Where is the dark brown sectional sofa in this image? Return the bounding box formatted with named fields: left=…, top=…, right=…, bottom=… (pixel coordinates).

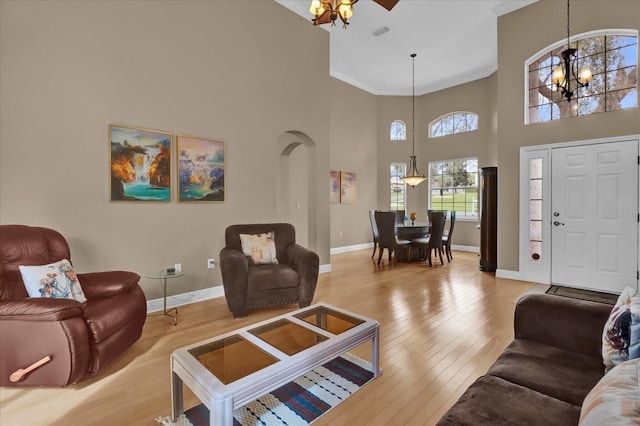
left=438, top=293, right=612, bottom=425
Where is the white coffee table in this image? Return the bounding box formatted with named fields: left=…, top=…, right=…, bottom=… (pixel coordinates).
left=171, top=303, right=380, bottom=425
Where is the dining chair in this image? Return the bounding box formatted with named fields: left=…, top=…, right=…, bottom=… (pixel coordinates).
left=428, top=209, right=448, bottom=222
left=374, top=211, right=411, bottom=265
left=442, top=210, right=456, bottom=262
left=411, top=212, right=446, bottom=266
left=369, top=209, right=379, bottom=259
left=393, top=210, right=406, bottom=225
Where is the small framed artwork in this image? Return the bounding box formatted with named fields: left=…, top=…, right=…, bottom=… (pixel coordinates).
left=330, top=171, right=340, bottom=204
left=109, top=124, right=172, bottom=202
left=340, top=171, right=357, bottom=204
left=176, top=135, right=225, bottom=202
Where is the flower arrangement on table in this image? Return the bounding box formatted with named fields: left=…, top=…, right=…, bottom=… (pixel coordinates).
left=409, top=212, right=417, bottom=225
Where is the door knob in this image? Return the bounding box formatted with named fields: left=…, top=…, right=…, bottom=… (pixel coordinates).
left=553, top=221, right=565, bottom=226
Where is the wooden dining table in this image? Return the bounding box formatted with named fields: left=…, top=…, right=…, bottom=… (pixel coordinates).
left=395, top=221, right=430, bottom=262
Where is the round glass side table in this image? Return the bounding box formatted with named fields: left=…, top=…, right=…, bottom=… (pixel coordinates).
left=145, top=270, right=185, bottom=325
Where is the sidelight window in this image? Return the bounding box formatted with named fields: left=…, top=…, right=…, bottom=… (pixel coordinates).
left=529, top=158, right=543, bottom=262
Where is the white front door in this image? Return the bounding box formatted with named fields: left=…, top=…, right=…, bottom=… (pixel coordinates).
left=551, top=140, right=639, bottom=293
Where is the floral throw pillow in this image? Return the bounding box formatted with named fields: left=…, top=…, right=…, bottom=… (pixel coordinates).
left=602, top=286, right=640, bottom=372
left=579, top=358, right=640, bottom=425
left=239, top=232, right=279, bottom=265
left=19, top=259, right=87, bottom=302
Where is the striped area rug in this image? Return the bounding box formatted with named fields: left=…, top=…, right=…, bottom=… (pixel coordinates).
left=156, top=353, right=375, bottom=426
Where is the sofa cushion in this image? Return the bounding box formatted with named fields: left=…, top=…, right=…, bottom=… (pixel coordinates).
left=248, top=264, right=299, bottom=291
left=602, top=286, right=640, bottom=372
left=580, top=358, right=640, bottom=425
left=240, top=232, right=279, bottom=265
left=487, top=339, right=604, bottom=406
left=437, top=375, right=581, bottom=426
left=19, top=259, right=87, bottom=303
left=514, top=293, right=612, bottom=358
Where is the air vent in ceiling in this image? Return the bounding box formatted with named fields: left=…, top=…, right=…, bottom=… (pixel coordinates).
left=372, top=26, right=390, bottom=37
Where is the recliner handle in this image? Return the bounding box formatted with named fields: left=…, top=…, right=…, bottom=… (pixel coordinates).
left=9, top=355, right=52, bottom=382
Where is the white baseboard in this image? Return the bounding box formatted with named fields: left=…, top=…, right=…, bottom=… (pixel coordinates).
left=330, top=243, right=374, bottom=255
left=330, top=243, right=479, bottom=255
left=147, top=265, right=333, bottom=313
left=496, top=269, right=523, bottom=281
left=146, top=245, right=485, bottom=313
left=451, top=244, right=479, bottom=253
left=147, top=285, right=224, bottom=313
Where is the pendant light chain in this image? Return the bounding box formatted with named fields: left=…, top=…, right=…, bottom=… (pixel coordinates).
left=552, top=0, right=592, bottom=102
left=412, top=53, right=416, bottom=156
left=400, top=53, right=426, bottom=188
left=566, top=0, right=571, bottom=48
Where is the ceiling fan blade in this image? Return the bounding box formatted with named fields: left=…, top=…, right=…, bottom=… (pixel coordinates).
left=373, top=0, right=399, bottom=11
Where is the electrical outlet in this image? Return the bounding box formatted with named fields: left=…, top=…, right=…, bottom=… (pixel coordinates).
left=174, top=263, right=182, bottom=272
left=207, top=258, right=215, bottom=269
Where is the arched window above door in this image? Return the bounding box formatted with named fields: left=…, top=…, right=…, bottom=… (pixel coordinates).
left=526, top=30, right=638, bottom=124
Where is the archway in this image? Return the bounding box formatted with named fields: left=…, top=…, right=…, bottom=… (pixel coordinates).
left=277, top=131, right=318, bottom=251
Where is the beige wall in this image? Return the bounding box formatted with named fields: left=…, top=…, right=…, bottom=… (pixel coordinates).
left=329, top=78, right=378, bottom=248
left=376, top=73, right=499, bottom=248
left=2, top=0, right=639, bottom=298
left=496, top=0, right=640, bottom=271
left=0, top=0, right=332, bottom=299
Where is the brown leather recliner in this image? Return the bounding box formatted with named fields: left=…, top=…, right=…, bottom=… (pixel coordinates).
left=220, top=223, right=319, bottom=318
left=0, top=225, right=147, bottom=387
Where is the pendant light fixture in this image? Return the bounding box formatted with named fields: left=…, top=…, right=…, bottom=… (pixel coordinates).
left=551, top=0, right=593, bottom=102
left=401, top=53, right=426, bottom=188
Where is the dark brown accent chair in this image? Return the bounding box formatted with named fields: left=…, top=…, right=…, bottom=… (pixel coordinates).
left=220, top=223, right=319, bottom=318
left=0, top=225, right=147, bottom=387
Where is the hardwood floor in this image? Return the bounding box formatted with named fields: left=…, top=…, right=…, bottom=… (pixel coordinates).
left=0, top=250, right=537, bottom=426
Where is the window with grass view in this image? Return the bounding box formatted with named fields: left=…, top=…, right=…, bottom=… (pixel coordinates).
left=429, top=158, right=478, bottom=217
left=527, top=31, right=637, bottom=124
left=390, top=162, right=406, bottom=210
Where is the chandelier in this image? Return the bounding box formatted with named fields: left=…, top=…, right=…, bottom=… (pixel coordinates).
left=551, top=0, right=593, bottom=102
left=401, top=53, right=426, bottom=188
left=309, top=0, right=357, bottom=28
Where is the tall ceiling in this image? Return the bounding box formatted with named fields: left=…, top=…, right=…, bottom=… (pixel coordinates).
left=275, top=0, right=538, bottom=95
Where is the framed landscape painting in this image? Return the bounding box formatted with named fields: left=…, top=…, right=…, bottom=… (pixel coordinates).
left=109, top=124, right=172, bottom=202
left=330, top=171, right=340, bottom=204
left=340, top=171, right=357, bottom=204
left=177, top=135, right=225, bottom=202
